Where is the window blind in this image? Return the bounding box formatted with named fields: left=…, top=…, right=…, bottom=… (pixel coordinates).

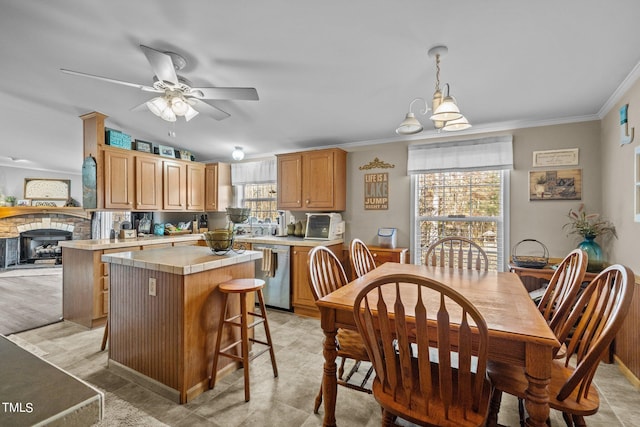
left=231, top=159, right=276, bottom=185
left=407, top=135, right=513, bottom=174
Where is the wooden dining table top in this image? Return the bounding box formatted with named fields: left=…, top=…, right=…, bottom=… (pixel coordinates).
left=317, top=262, right=559, bottom=348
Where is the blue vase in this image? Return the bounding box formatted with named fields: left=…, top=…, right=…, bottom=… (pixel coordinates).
left=578, top=235, right=604, bottom=272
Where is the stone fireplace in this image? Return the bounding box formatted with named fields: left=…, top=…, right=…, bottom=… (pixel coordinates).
left=0, top=209, right=91, bottom=267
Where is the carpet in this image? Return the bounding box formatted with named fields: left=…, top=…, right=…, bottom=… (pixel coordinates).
left=92, top=392, right=170, bottom=427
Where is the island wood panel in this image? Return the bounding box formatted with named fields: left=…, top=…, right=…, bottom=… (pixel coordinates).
left=615, top=280, right=640, bottom=384
left=107, top=261, right=255, bottom=403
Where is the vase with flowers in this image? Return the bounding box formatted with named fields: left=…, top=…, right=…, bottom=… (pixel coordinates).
left=563, top=204, right=617, bottom=272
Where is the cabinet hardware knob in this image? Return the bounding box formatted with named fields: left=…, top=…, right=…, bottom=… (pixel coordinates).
left=305, top=199, right=310, bottom=204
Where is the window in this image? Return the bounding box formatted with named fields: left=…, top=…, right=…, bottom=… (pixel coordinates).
left=412, top=170, right=506, bottom=271
left=238, top=183, right=278, bottom=223
left=408, top=136, right=512, bottom=271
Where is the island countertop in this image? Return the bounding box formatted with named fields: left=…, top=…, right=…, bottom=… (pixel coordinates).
left=101, top=245, right=262, bottom=275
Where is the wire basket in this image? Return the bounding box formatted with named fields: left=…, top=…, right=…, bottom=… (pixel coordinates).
left=203, top=230, right=234, bottom=252
left=511, top=239, right=549, bottom=268
left=226, top=207, right=251, bottom=224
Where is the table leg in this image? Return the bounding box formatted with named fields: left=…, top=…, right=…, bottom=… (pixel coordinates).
left=320, top=311, right=338, bottom=427
left=524, top=343, right=553, bottom=427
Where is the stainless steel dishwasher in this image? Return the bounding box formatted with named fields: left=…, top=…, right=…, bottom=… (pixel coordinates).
left=253, top=244, right=291, bottom=310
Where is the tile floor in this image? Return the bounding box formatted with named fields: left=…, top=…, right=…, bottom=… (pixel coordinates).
left=11, top=309, right=640, bottom=427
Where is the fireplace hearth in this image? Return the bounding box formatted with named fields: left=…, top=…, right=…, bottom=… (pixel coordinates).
left=20, top=229, right=73, bottom=264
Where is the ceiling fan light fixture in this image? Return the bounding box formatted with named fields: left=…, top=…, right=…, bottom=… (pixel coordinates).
left=184, top=104, right=199, bottom=122
left=159, top=104, right=177, bottom=122
left=146, top=97, right=167, bottom=117
left=232, top=146, right=245, bottom=161
left=171, top=96, right=190, bottom=116
left=442, top=115, right=472, bottom=132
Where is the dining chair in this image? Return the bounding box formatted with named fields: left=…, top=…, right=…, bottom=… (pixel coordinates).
left=307, top=246, right=373, bottom=414
left=538, top=249, right=588, bottom=345
left=487, top=264, right=634, bottom=427
left=424, top=236, right=489, bottom=271
left=350, top=238, right=377, bottom=278
left=353, top=272, right=492, bottom=427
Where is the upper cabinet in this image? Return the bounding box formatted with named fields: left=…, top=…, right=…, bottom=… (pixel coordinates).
left=163, top=160, right=187, bottom=210
left=186, top=163, right=205, bottom=211
left=81, top=112, right=208, bottom=212
left=277, top=148, right=346, bottom=211
left=103, top=147, right=134, bottom=209
left=205, top=163, right=232, bottom=212
left=135, top=155, right=162, bottom=211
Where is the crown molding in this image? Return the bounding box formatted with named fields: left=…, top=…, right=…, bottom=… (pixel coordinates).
left=598, top=60, right=640, bottom=118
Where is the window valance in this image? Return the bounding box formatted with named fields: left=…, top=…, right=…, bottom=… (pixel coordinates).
left=407, top=135, right=513, bottom=174
left=231, top=159, right=276, bottom=184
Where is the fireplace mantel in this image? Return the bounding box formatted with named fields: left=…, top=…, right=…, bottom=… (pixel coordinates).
left=0, top=207, right=91, bottom=220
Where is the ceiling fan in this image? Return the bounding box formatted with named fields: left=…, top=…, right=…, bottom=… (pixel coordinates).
left=61, top=44, right=258, bottom=122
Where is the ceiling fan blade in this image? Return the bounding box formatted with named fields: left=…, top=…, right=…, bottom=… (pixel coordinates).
left=190, top=87, right=259, bottom=101
left=191, top=99, right=231, bottom=121
left=60, top=69, right=159, bottom=92
left=140, top=45, right=178, bottom=86
left=129, top=101, right=149, bottom=112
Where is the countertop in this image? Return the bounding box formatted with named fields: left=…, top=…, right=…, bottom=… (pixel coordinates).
left=234, top=235, right=344, bottom=247
left=58, top=233, right=343, bottom=250
left=101, top=245, right=262, bottom=275
left=59, top=233, right=202, bottom=250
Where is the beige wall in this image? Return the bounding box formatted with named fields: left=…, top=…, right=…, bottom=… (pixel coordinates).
left=344, top=120, right=603, bottom=267
left=601, top=78, right=640, bottom=272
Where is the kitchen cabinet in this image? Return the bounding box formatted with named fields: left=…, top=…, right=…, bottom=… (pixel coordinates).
left=104, top=147, right=134, bottom=209
left=205, top=162, right=232, bottom=212
left=277, top=148, right=347, bottom=211
left=186, top=163, right=205, bottom=211
left=369, top=246, right=408, bottom=267
left=291, top=243, right=343, bottom=317
left=163, top=160, right=187, bottom=210
left=135, top=155, right=163, bottom=210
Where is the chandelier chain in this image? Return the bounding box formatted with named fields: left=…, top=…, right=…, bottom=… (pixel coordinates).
left=434, top=54, right=441, bottom=92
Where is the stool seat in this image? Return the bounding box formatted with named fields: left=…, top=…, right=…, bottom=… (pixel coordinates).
left=209, top=277, right=277, bottom=402
left=219, top=278, right=265, bottom=293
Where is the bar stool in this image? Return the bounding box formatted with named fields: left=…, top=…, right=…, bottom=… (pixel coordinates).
left=208, top=278, right=278, bottom=402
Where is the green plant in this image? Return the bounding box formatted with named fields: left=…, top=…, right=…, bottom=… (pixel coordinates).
left=563, top=204, right=617, bottom=239
left=4, top=196, right=16, bottom=203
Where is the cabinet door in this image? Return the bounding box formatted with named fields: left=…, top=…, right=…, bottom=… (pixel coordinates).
left=163, top=160, right=187, bottom=210
left=292, top=246, right=315, bottom=311
left=135, top=156, right=162, bottom=210
left=104, top=149, right=134, bottom=209
left=277, top=153, right=303, bottom=209
left=303, top=149, right=346, bottom=210
left=187, top=163, right=205, bottom=211
left=205, top=163, right=219, bottom=211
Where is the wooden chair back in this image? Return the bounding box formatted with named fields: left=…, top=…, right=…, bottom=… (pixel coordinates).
left=555, top=264, right=634, bottom=402
left=424, top=236, right=489, bottom=271
left=537, top=249, right=587, bottom=335
left=307, top=246, right=349, bottom=301
left=350, top=238, right=377, bottom=278
left=353, top=273, right=491, bottom=426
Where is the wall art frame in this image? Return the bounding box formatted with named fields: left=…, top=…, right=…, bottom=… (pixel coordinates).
left=24, top=178, right=71, bottom=200
left=529, top=169, right=582, bottom=201
left=158, top=145, right=176, bottom=158
left=532, top=148, right=579, bottom=167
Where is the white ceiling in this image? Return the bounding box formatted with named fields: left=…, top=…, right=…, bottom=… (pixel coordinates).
left=1, top=0, right=640, bottom=174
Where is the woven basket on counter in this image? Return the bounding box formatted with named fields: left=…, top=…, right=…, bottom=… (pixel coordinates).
left=511, top=239, right=549, bottom=268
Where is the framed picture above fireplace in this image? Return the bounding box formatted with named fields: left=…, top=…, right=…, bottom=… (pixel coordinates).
left=24, top=178, right=70, bottom=200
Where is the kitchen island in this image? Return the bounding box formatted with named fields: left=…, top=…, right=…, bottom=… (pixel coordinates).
left=60, top=234, right=204, bottom=328
left=101, top=245, right=262, bottom=403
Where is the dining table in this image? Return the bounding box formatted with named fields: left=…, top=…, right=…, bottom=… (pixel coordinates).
left=315, top=262, right=560, bottom=427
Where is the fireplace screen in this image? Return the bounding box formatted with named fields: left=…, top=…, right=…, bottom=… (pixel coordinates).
left=20, top=229, right=72, bottom=264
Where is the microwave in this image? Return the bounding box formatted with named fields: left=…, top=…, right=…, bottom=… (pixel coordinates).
left=304, top=213, right=344, bottom=240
